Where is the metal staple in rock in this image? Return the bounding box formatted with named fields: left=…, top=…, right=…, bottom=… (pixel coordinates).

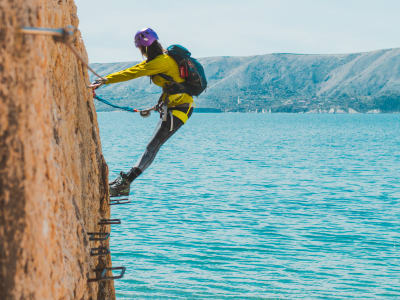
left=20, top=26, right=151, bottom=113
left=20, top=26, right=105, bottom=81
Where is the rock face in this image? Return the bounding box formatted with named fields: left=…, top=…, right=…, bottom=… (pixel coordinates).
left=0, top=1, right=115, bottom=299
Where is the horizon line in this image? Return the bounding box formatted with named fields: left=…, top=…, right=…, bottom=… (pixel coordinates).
left=88, top=47, right=399, bottom=65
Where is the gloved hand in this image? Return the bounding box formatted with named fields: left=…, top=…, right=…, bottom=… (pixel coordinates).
left=89, top=78, right=107, bottom=89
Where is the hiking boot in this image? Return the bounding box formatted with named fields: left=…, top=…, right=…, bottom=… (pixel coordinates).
left=109, top=171, right=131, bottom=197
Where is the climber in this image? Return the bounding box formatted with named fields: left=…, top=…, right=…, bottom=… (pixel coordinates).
left=90, top=28, right=194, bottom=197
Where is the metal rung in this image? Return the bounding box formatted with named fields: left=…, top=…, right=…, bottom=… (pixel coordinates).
left=19, top=25, right=105, bottom=82
left=90, top=247, right=110, bottom=256
left=110, top=197, right=129, bottom=200
left=98, top=218, right=121, bottom=225
left=20, top=26, right=75, bottom=42
left=87, top=232, right=110, bottom=241
left=21, top=26, right=66, bottom=36
left=88, top=266, right=126, bottom=282
left=109, top=198, right=131, bottom=205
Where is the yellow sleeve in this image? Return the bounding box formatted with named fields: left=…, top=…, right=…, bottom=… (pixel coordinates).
left=105, top=55, right=170, bottom=84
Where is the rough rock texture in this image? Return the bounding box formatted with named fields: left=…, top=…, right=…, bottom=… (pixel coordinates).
left=0, top=0, right=115, bottom=299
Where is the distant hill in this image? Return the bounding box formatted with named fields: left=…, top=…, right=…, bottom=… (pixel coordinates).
left=91, top=48, right=400, bottom=113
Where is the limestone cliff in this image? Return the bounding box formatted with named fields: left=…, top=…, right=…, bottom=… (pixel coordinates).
left=0, top=0, right=115, bottom=299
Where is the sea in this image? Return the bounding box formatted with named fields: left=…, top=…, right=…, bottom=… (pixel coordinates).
left=97, top=112, right=400, bottom=299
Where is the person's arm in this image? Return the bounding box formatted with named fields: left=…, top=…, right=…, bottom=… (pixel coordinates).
left=105, top=57, right=169, bottom=84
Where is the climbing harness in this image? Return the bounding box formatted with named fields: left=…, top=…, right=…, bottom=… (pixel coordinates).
left=20, top=26, right=192, bottom=123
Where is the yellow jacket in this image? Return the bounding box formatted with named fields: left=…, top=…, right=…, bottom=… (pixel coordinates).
left=105, top=54, right=193, bottom=122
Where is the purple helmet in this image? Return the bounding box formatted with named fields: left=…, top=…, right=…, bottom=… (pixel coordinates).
left=134, top=28, right=159, bottom=48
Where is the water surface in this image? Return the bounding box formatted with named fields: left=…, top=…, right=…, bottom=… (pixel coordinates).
left=98, top=113, right=400, bottom=299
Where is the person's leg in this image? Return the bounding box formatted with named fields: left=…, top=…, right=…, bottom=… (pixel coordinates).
left=135, top=106, right=194, bottom=175
left=109, top=110, right=190, bottom=196
left=125, top=113, right=184, bottom=181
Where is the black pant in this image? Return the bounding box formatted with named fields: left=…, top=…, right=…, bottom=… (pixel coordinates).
left=133, top=107, right=193, bottom=176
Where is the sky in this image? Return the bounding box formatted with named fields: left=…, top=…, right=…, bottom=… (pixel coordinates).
left=74, top=0, right=400, bottom=63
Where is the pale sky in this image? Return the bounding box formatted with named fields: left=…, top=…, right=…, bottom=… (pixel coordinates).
left=75, top=0, right=400, bottom=63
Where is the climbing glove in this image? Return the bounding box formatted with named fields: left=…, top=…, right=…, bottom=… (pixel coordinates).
left=90, top=78, right=107, bottom=89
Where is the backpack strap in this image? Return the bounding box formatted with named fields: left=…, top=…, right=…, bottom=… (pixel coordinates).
left=156, top=73, right=188, bottom=95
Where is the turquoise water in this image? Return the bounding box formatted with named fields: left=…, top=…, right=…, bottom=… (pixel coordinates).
left=98, top=113, right=400, bottom=299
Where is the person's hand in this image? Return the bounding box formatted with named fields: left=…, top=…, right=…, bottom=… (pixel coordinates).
left=89, top=78, right=107, bottom=89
